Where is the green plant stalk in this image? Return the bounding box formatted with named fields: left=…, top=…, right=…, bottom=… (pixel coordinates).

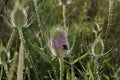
left=62, top=4, right=67, bottom=29
left=26, top=67, right=31, bottom=80
left=8, top=52, right=18, bottom=80
left=0, top=66, right=3, bottom=80
left=71, top=62, right=75, bottom=80
left=18, top=28, right=24, bottom=43
left=17, top=41, right=24, bottom=80
left=33, top=0, right=44, bottom=48
left=94, top=57, right=100, bottom=80
left=71, top=52, right=89, bottom=65
left=17, top=28, right=25, bottom=80
left=48, top=70, right=53, bottom=80
left=5, top=28, right=17, bottom=79
left=105, top=0, right=113, bottom=40
left=59, top=57, right=64, bottom=80
left=88, top=62, right=94, bottom=80
left=6, top=28, right=17, bottom=60
left=33, top=0, right=43, bottom=34
left=29, top=55, right=39, bottom=80
left=3, top=64, right=9, bottom=79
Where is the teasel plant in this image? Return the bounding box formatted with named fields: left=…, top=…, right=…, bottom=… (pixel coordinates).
left=87, top=22, right=104, bottom=80
left=4, top=0, right=32, bottom=80
left=49, top=27, right=69, bottom=80
left=48, top=1, right=72, bottom=80
left=48, top=1, right=77, bottom=80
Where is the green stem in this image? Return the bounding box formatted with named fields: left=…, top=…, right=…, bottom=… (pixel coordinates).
left=105, top=0, right=113, bottom=40
left=3, top=64, right=9, bottom=79
left=18, top=28, right=24, bottom=43
left=70, top=58, right=75, bottom=80
left=6, top=28, right=17, bottom=60
left=94, top=57, right=100, bottom=80
left=5, top=28, right=16, bottom=79
left=17, top=28, right=24, bottom=80
left=62, top=4, right=67, bottom=29
left=33, top=0, right=44, bottom=48
left=33, top=0, right=43, bottom=35
left=17, top=41, right=24, bottom=80
left=33, top=0, right=42, bottom=28
left=8, top=52, right=18, bottom=80
left=59, top=57, right=64, bottom=80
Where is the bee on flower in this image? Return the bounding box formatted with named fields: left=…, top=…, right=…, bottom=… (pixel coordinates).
left=49, top=27, right=69, bottom=57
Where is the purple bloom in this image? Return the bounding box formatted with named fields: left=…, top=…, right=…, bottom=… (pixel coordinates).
left=50, top=31, right=69, bottom=51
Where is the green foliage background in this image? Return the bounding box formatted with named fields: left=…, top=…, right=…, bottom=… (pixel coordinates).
left=0, top=0, right=120, bottom=80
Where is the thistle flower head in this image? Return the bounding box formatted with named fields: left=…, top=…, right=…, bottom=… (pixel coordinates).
left=91, top=35, right=104, bottom=57
left=50, top=27, right=69, bottom=57
left=11, top=8, right=27, bottom=27
left=7, top=1, right=28, bottom=28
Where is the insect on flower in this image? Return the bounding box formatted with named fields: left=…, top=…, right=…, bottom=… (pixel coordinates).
left=50, top=28, right=69, bottom=57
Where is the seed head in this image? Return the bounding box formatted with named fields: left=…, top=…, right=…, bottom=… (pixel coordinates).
left=10, top=1, right=28, bottom=28
left=11, top=8, right=27, bottom=27
left=91, top=36, right=104, bottom=57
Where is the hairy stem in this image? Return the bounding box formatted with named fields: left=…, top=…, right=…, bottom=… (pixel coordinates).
left=33, top=0, right=43, bottom=34
left=6, top=28, right=17, bottom=60
left=17, top=28, right=25, bottom=80
left=62, top=4, right=67, bottom=29
left=59, top=57, right=64, bottom=80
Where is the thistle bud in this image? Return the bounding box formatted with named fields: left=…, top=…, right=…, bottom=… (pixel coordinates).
left=50, top=28, right=69, bottom=57
left=10, top=2, right=28, bottom=28
left=91, top=36, right=104, bottom=57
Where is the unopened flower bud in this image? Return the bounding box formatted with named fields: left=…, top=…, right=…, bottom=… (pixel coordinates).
left=11, top=3, right=27, bottom=28
left=91, top=36, right=104, bottom=57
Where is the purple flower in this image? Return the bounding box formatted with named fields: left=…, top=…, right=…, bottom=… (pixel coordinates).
left=50, top=31, right=69, bottom=56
